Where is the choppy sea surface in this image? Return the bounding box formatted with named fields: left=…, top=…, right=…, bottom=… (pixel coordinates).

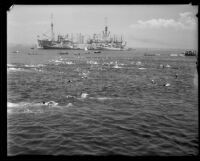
left=7, top=47, right=198, bottom=155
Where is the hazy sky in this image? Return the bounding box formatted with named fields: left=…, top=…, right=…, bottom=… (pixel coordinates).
left=7, top=5, right=198, bottom=49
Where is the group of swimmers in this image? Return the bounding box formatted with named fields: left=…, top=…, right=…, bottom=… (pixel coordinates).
left=150, top=64, right=179, bottom=87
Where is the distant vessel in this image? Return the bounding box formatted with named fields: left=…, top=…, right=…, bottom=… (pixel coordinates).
left=86, top=18, right=127, bottom=51
left=37, top=14, right=79, bottom=50
left=28, top=46, right=37, bottom=55
left=94, top=51, right=101, bottom=53
left=184, top=50, right=197, bottom=56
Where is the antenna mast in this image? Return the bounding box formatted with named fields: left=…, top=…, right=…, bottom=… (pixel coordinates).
left=51, top=13, right=55, bottom=41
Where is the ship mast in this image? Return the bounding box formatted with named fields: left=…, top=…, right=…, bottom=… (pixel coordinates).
left=103, top=17, right=110, bottom=41
left=51, top=13, right=55, bottom=41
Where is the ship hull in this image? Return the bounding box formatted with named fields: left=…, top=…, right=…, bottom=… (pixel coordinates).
left=37, top=39, right=81, bottom=50
left=40, top=46, right=81, bottom=50
left=99, top=47, right=127, bottom=51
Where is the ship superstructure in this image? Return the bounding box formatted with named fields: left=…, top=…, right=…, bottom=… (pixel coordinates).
left=86, top=18, right=127, bottom=50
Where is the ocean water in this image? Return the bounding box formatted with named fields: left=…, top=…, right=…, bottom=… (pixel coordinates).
left=7, top=47, right=198, bottom=155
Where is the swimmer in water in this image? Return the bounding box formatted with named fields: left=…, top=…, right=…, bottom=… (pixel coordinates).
left=80, top=92, right=88, bottom=99
left=175, top=74, right=178, bottom=79
left=151, top=79, right=156, bottom=84
left=47, top=101, right=58, bottom=107
left=163, top=83, right=170, bottom=87
left=160, top=64, right=164, bottom=68
left=66, top=95, right=75, bottom=102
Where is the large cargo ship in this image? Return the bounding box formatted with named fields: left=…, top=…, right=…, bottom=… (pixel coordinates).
left=37, top=15, right=80, bottom=50
left=37, top=37, right=78, bottom=49
left=86, top=18, right=127, bottom=50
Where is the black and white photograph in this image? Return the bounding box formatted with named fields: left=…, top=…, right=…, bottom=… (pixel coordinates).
left=7, top=5, right=198, bottom=156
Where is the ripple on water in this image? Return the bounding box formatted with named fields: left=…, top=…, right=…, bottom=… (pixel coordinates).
left=7, top=53, right=198, bottom=155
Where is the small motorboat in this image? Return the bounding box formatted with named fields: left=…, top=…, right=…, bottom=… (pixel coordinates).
left=94, top=51, right=101, bottom=53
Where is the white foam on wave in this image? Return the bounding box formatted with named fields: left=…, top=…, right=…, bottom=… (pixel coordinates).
left=136, top=61, right=142, bottom=66
left=24, top=65, right=34, bottom=67
left=65, top=61, right=74, bottom=65
left=24, top=64, right=36, bottom=68
left=24, top=64, right=45, bottom=68
left=49, top=59, right=64, bottom=64
left=138, top=67, right=146, bottom=70
left=37, top=64, right=45, bottom=67
left=113, top=62, right=122, bottom=69
left=113, top=64, right=122, bottom=68
left=79, top=71, right=90, bottom=78
left=7, top=102, right=37, bottom=108
left=7, top=101, right=59, bottom=108
left=45, top=101, right=58, bottom=106
left=102, top=62, right=110, bottom=66
left=55, top=60, right=63, bottom=63
left=89, top=96, right=121, bottom=101
left=7, top=101, right=74, bottom=114
left=87, top=60, right=98, bottom=65
left=51, top=58, right=75, bottom=65
left=7, top=102, right=19, bottom=108
left=34, top=68, right=43, bottom=72
left=7, top=64, right=16, bottom=67
left=66, top=103, right=73, bottom=107
left=95, top=97, right=113, bottom=100
left=7, top=67, right=24, bottom=72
